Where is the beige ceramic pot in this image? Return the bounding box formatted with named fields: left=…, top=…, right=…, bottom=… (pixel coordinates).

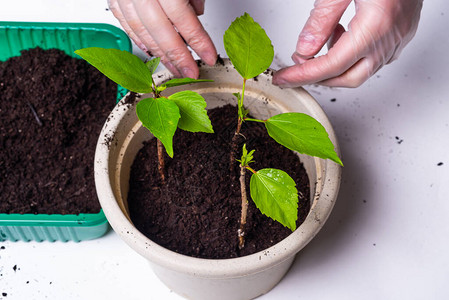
left=95, top=59, right=342, bottom=300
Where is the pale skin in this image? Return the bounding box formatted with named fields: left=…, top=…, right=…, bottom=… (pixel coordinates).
left=109, top=0, right=423, bottom=88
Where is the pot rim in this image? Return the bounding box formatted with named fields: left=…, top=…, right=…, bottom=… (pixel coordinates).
left=95, top=58, right=342, bottom=279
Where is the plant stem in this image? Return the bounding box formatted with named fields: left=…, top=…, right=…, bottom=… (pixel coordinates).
left=238, top=164, right=248, bottom=249
left=245, top=166, right=257, bottom=174
left=157, top=138, right=166, bottom=184
left=230, top=78, right=247, bottom=170
left=230, top=118, right=242, bottom=170
left=240, top=78, right=246, bottom=110
left=152, top=82, right=166, bottom=183
left=244, top=117, right=265, bottom=123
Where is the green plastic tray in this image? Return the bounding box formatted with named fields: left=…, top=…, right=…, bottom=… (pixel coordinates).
left=0, top=212, right=109, bottom=242
left=0, top=21, right=131, bottom=102
left=0, top=22, right=132, bottom=242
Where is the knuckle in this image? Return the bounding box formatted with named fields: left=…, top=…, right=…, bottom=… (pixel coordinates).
left=165, top=47, right=189, bottom=62
left=184, top=29, right=209, bottom=51
left=345, top=73, right=367, bottom=88
left=164, top=47, right=193, bottom=71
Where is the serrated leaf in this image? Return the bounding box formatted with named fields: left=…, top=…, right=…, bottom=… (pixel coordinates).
left=75, top=47, right=152, bottom=93
left=250, top=168, right=298, bottom=231
left=238, top=144, right=255, bottom=166
left=159, top=78, right=214, bottom=90
left=168, top=91, right=213, bottom=133
left=136, top=97, right=180, bottom=157
left=146, top=57, right=161, bottom=75
left=223, top=12, right=274, bottom=79
left=265, top=113, right=343, bottom=166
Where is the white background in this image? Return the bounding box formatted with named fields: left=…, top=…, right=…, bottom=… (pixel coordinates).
left=1, top=1, right=449, bottom=299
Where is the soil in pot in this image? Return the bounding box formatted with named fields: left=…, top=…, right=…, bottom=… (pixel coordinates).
left=0, top=47, right=117, bottom=214
left=128, top=104, right=311, bottom=259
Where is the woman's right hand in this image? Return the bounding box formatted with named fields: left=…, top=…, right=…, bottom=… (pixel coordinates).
left=108, top=0, right=217, bottom=79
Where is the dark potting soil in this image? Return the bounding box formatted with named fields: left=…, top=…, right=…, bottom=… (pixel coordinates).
left=128, top=105, right=311, bottom=259
left=0, top=47, right=117, bottom=214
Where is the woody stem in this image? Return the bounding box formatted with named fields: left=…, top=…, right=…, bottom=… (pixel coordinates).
left=238, top=164, right=248, bottom=249
left=157, top=139, right=166, bottom=184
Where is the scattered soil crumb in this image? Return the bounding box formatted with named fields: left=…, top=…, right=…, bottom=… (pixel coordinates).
left=395, top=136, right=404, bottom=144
left=123, top=91, right=137, bottom=105
left=216, top=54, right=225, bottom=66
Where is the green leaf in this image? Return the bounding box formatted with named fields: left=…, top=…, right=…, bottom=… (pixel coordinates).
left=168, top=91, right=213, bottom=133
left=250, top=168, right=298, bottom=231
left=223, top=12, right=274, bottom=79
left=158, top=78, right=214, bottom=92
left=75, top=47, right=153, bottom=93
left=136, top=97, right=180, bottom=157
left=145, top=57, right=161, bottom=75
left=265, top=113, right=343, bottom=166
left=237, top=144, right=255, bottom=166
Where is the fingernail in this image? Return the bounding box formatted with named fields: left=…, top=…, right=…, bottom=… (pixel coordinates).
left=272, top=77, right=287, bottom=87
left=273, top=76, right=297, bottom=88
left=181, top=67, right=197, bottom=79
left=201, top=51, right=217, bottom=66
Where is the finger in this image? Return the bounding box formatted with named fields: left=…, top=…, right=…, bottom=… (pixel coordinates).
left=133, top=0, right=201, bottom=79
left=296, top=0, right=351, bottom=58
left=117, top=0, right=182, bottom=77
left=318, top=57, right=379, bottom=87
left=189, top=0, right=205, bottom=15
left=108, top=0, right=147, bottom=52
left=159, top=0, right=217, bottom=66
left=273, top=32, right=362, bottom=87
left=291, top=23, right=345, bottom=65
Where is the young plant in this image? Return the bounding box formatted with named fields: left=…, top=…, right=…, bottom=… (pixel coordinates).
left=224, top=13, right=343, bottom=247
left=237, top=144, right=298, bottom=249
left=223, top=12, right=274, bottom=168
left=75, top=48, right=214, bottom=182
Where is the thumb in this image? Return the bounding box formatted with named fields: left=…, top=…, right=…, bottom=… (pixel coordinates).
left=295, top=0, right=351, bottom=58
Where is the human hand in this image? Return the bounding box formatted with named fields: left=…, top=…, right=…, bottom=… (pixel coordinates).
left=108, top=0, right=217, bottom=79
left=272, top=0, right=423, bottom=88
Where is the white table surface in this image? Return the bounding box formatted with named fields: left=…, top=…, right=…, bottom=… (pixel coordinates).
left=1, top=1, right=449, bottom=299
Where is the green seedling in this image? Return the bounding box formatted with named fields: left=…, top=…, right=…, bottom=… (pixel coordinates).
left=75, top=48, right=214, bottom=182
left=237, top=144, right=298, bottom=249
left=224, top=13, right=343, bottom=248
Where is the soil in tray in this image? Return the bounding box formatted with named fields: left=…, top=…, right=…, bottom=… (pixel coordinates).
left=128, top=104, right=311, bottom=259
left=0, top=47, right=117, bottom=214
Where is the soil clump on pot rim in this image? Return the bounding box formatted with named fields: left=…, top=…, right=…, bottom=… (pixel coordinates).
left=128, top=104, right=311, bottom=259
left=0, top=47, right=117, bottom=214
